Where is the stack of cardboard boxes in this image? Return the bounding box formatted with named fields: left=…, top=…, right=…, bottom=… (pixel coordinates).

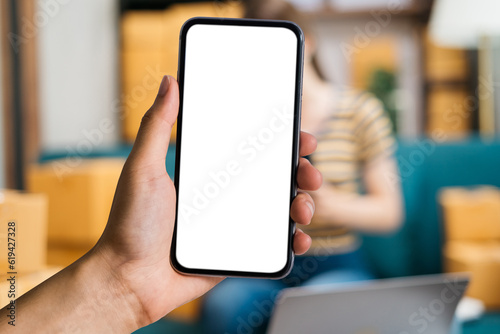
left=440, top=186, right=500, bottom=309
left=1, top=158, right=124, bottom=306
left=121, top=1, right=243, bottom=144
left=425, top=30, right=471, bottom=138
left=0, top=190, right=61, bottom=306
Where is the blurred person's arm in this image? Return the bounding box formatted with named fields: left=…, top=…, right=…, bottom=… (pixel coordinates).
left=312, top=155, right=403, bottom=233
left=0, top=76, right=322, bottom=333
left=312, top=93, right=403, bottom=233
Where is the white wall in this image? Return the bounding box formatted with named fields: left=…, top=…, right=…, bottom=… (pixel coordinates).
left=37, top=0, right=120, bottom=153
left=0, top=0, right=5, bottom=188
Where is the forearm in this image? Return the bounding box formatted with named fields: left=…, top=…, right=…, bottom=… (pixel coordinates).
left=317, top=193, right=402, bottom=233
left=0, top=248, right=144, bottom=333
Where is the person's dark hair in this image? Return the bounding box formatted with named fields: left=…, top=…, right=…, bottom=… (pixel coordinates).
left=243, top=0, right=328, bottom=81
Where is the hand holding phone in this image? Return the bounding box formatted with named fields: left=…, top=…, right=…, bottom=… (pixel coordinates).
left=171, top=17, right=305, bottom=278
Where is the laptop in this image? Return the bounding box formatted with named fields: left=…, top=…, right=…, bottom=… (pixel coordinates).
left=267, top=273, right=469, bottom=334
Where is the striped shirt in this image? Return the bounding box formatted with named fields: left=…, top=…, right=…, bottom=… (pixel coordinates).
left=303, top=88, right=396, bottom=255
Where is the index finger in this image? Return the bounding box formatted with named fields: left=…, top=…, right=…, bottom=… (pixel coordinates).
left=299, top=131, right=317, bottom=157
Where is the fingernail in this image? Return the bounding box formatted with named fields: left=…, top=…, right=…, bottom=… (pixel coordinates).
left=158, top=75, right=170, bottom=97
left=306, top=201, right=315, bottom=217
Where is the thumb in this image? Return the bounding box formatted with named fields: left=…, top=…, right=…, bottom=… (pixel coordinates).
left=129, top=75, right=179, bottom=167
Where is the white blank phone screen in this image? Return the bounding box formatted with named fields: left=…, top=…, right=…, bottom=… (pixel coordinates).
left=176, top=23, right=299, bottom=273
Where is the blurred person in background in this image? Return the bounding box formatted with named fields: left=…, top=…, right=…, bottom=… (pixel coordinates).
left=201, top=1, right=404, bottom=333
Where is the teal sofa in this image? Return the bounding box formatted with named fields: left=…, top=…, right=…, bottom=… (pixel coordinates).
left=361, top=137, right=500, bottom=278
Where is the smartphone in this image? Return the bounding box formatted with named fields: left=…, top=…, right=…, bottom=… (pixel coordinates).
left=171, top=17, right=304, bottom=278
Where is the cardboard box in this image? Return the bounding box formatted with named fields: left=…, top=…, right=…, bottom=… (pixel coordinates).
left=0, top=190, right=48, bottom=273
left=121, top=51, right=168, bottom=141
left=440, top=187, right=500, bottom=241
left=426, top=87, right=471, bottom=137
left=444, top=241, right=500, bottom=309
left=425, top=30, right=468, bottom=82
left=26, top=159, right=124, bottom=247
left=121, top=11, right=165, bottom=52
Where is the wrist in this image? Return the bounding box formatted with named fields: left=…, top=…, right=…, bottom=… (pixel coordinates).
left=77, top=246, right=147, bottom=332
left=2, top=245, right=148, bottom=333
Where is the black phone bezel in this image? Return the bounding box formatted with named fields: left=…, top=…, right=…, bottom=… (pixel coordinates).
left=171, top=17, right=304, bottom=279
